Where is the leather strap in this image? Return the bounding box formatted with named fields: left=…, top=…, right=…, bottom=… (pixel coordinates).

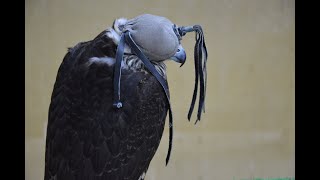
left=113, top=33, right=125, bottom=109
left=185, top=25, right=208, bottom=124
left=113, top=31, right=174, bottom=165
left=124, top=31, right=173, bottom=165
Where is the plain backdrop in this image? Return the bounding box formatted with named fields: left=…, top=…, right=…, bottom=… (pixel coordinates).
left=26, top=0, right=295, bottom=179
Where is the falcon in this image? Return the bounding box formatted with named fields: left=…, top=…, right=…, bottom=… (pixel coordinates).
left=44, top=14, right=208, bottom=180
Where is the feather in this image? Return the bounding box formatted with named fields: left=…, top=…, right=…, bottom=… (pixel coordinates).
left=45, top=29, right=168, bottom=180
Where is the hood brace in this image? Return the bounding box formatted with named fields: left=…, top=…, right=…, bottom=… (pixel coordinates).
left=112, top=25, right=207, bottom=165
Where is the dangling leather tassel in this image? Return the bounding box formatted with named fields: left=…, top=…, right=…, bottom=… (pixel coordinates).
left=178, top=25, right=208, bottom=124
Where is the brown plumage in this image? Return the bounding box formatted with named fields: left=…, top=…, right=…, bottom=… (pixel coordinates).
left=45, top=28, right=169, bottom=180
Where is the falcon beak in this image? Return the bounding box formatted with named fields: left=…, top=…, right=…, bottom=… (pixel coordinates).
left=169, top=45, right=186, bottom=67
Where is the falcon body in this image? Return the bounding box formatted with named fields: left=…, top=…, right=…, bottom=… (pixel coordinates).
left=45, top=19, right=169, bottom=180
left=44, top=14, right=208, bottom=180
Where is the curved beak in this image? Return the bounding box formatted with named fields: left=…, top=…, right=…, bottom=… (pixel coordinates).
left=169, top=45, right=186, bottom=67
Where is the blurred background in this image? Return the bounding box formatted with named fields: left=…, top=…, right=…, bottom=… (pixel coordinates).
left=25, top=0, right=295, bottom=179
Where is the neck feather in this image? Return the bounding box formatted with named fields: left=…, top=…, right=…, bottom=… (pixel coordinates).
left=122, top=55, right=167, bottom=79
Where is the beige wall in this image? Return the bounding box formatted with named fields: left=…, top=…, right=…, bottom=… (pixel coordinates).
left=25, top=0, right=295, bottom=179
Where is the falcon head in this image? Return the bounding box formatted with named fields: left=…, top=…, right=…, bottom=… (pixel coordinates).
left=107, top=14, right=186, bottom=65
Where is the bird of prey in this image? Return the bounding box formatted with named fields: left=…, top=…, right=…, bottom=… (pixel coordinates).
left=44, top=14, right=207, bottom=180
